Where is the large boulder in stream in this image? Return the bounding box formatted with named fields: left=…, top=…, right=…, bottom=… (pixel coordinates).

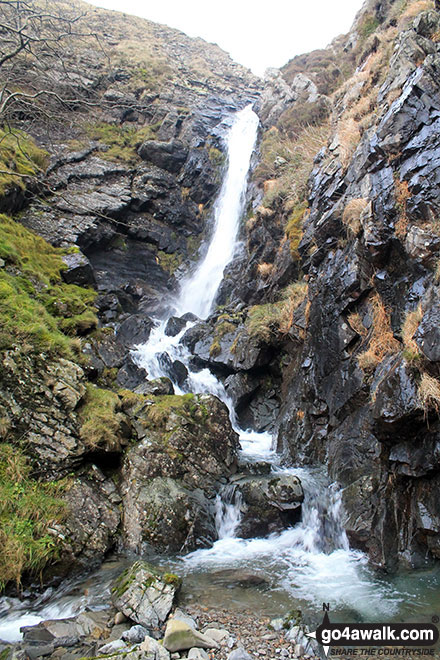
left=111, top=561, right=180, bottom=629
left=120, top=393, right=240, bottom=553
left=233, top=474, right=304, bottom=538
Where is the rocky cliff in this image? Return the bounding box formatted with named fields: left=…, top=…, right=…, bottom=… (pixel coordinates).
left=1, top=0, right=440, bottom=594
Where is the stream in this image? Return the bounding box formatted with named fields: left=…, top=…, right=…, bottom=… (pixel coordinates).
left=2, top=104, right=440, bottom=644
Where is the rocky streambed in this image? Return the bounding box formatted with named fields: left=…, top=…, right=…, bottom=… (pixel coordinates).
left=0, top=561, right=319, bottom=660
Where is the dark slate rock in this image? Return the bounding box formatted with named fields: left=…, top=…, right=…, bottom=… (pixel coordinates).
left=157, top=353, right=188, bottom=386
left=138, top=139, right=188, bottom=174
left=117, top=355, right=149, bottom=390
left=61, top=252, right=95, bottom=286
left=371, top=355, right=423, bottom=432
left=96, top=336, right=127, bottom=369
left=116, top=315, right=154, bottom=349
left=165, top=316, right=189, bottom=337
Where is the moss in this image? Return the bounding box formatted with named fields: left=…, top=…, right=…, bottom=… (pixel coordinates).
left=0, top=128, right=48, bottom=195
left=358, top=14, right=380, bottom=39
left=0, top=444, right=66, bottom=591
left=79, top=385, right=126, bottom=451
left=0, top=215, right=97, bottom=357
left=85, top=121, right=161, bottom=164
left=163, top=572, right=182, bottom=587
left=285, top=203, right=308, bottom=259
left=157, top=250, right=183, bottom=275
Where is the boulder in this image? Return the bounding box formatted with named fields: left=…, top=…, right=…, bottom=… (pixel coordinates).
left=138, top=139, right=188, bottom=174
left=139, top=635, right=171, bottom=660
left=235, top=474, right=304, bottom=538
left=116, top=355, right=149, bottom=390
left=134, top=377, right=175, bottom=396
left=163, top=620, right=219, bottom=653
left=111, top=561, right=180, bottom=629
left=165, top=316, right=189, bottom=337
left=56, top=464, right=121, bottom=568
left=116, top=315, right=154, bottom=349
left=120, top=394, right=239, bottom=552
left=121, top=477, right=216, bottom=553
left=61, top=252, right=96, bottom=286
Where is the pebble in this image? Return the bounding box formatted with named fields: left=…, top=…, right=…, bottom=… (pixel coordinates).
left=114, top=611, right=127, bottom=625
left=121, top=624, right=148, bottom=644
left=188, top=649, right=209, bottom=660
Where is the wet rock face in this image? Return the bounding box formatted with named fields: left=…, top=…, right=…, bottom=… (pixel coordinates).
left=55, top=465, right=121, bottom=569
left=273, top=10, right=440, bottom=569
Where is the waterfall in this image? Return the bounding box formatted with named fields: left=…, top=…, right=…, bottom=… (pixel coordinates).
left=176, top=104, right=259, bottom=320
left=134, top=103, right=406, bottom=621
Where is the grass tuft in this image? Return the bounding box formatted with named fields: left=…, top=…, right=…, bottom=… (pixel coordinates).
left=0, top=445, right=66, bottom=591
left=419, top=373, right=440, bottom=415
left=357, top=295, right=400, bottom=371
left=79, top=385, right=127, bottom=451
left=247, top=282, right=308, bottom=341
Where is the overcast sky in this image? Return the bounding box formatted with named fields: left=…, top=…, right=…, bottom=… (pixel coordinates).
left=88, top=0, right=365, bottom=76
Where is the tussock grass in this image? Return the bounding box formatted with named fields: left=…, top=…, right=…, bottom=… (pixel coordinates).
left=255, top=123, right=330, bottom=208
left=348, top=311, right=368, bottom=337
left=342, top=198, right=369, bottom=236
left=247, top=282, right=308, bottom=342
left=419, top=372, right=440, bottom=414
left=337, top=118, right=362, bottom=170
left=257, top=262, right=274, bottom=279
left=398, top=0, right=434, bottom=27
left=402, top=304, right=423, bottom=361
left=394, top=178, right=411, bottom=240
left=357, top=295, right=400, bottom=370
left=0, top=445, right=66, bottom=590
left=79, top=385, right=127, bottom=451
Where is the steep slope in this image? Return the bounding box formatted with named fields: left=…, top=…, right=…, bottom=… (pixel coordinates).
left=221, top=0, right=440, bottom=570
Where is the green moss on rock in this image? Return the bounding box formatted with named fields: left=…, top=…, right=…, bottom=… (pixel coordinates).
left=0, top=214, right=97, bottom=356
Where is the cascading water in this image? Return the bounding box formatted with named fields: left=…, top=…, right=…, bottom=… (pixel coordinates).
left=176, top=104, right=260, bottom=320
left=132, top=103, right=412, bottom=621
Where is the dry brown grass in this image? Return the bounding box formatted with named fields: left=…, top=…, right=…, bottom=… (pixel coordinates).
left=398, top=0, right=433, bottom=28
left=337, top=118, right=362, bottom=170
left=342, top=198, right=370, bottom=236
left=346, top=91, right=377, bottom=123
left=255, top=122, right=331, bottom=208
left=419, top=372, right=440, bottom=414
left=278, top=282, right=308, bottom=335
left=402, top=304, right=422, bottom=360
left=394, top=178, right=411, bottom=240
left=357, top=295, right=400, bottom=370
left=247, top=282, right=308, bottom=341
left=257, top=262, right=274, bottom=279
left=348, top=312, right=368, bottom=337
